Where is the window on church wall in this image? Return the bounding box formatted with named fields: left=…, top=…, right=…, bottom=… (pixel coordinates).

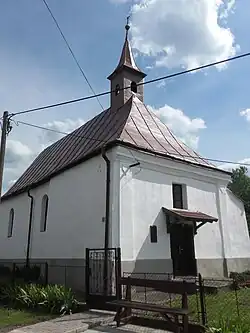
left=172, top=184, right=185, bottom=209
left=40, top=195, right=49, bottom=232
left=8, top=208, right=14, bottom=238
left=115, top=84, right=120, bottom=96
left=150, top=225, right=158, bottom=243
left=131, top=81, right=137, bottom=93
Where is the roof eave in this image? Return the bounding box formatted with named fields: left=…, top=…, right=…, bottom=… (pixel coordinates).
left=1, top=141, right=119, bottom=202
left=2, top=139, right=231, bottom=202
left=117, top=141, right=232, bottom=177
left=107, top=64, right=147, bottom=80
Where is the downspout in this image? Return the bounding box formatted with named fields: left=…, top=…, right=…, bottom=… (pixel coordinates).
left=26, top=189, right=34, bottom=268
left=102, top=146, right=111, bottom=296
left=216, top=185, right=228, bottom=277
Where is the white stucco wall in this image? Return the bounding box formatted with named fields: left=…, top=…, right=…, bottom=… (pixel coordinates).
left=0, top=153, right=115, bottom=260
left=223, top=189, right=250, bottom=258
left=0, top=192, right=30, bottom=260
left=117, top=147, right=249, bottom=265
left=1, top=144, right=249, bottom=272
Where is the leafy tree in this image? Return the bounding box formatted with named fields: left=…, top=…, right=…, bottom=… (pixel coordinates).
left=228, top=166, right=250, bottom=230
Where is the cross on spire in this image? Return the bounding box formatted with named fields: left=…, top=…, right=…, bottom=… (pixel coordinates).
left=107, top=16, right=146, bottom=81
left=125, top=15, right=130, bottom=39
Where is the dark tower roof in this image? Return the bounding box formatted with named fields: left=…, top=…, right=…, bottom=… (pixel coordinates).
left=108, top=22, right=146, bottom=80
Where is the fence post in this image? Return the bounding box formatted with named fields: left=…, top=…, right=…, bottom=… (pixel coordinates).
left=199, top=273, right=207, bottom=326
left=12, top=263, right=16, bottom=284
left=115, top=248, right=122, bottom=300
left=85, top=248, right=90, bottom=303
left=44, top=262, right=48, bottom=286
left=233, top=278, right=240, bottom=318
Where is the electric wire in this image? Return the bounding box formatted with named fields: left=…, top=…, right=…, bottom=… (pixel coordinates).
left=12, top=119, right=250, bottom=168
left=10, top=51, right=250, bottom=117
left=41, top=0, right=104, bottom=111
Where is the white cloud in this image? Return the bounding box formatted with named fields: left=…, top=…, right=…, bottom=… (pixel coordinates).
left=219, top=158, right=250, bottom=172
left=5, top=140, right=33, bottom=164
left=240, top=109, right=250, bottom=122
left=148, top=104, right=206, bottom=149
left=8, top=179, right=17, bottom=188
left=3, top=140, right=35, bottom=192
left=130, top=0, right=237, bottom=70
left=40, top=118, right=85, bottom=147
left=156, top=80, right=166, bottom=88
left=219, top=0, right=236, bottom=19
left=3, top=118, right=85, bottom=192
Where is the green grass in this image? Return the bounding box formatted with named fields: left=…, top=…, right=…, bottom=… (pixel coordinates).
left=0, top=307, right=54, bottom=329
left=166, top=287, right=250, bottom=329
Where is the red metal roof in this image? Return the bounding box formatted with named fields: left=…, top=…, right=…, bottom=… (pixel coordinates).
left=163, top=208, right=218, bottom=222
left=3, top=95, right=230, bottom=200
left=108, top=38, right=146, bottom=80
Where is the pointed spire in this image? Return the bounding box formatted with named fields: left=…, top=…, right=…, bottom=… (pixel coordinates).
left=108, top=17, right=146, bottom=80
left=125, top=15, right=130, bottom=40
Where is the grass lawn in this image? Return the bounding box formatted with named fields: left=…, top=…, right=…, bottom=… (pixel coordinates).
left=0, top=307, right=54, bottom=331
left=203, top=288, right=250, bottom=327
left=166, top=287, right=250, bottom=328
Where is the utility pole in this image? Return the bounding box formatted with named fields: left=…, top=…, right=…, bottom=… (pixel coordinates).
left=0, top=111, right=10, bottom=199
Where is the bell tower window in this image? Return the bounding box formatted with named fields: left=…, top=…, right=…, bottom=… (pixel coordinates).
left=107, top=20, right=146, bottom=109
left=131, top=81, right=137, bottom=93
left=115, top=84, right=120, bottom=96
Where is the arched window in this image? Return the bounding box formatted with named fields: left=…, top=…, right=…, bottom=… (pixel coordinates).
left=8, top=208, right=14, bottom=238
left=115, top=84, right=120, bottom=96
left=40, top=195, right=49, bottom=232
left=131, top=81, right=137, bottom=93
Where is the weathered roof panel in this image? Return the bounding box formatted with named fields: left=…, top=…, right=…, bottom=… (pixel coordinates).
left=162, top=208, right=218, bottom=222
left=108, top=39, right=146, bottom=79
left=3, top=95, right=229, bottom=200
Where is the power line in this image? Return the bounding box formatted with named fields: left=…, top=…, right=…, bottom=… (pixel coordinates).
left=14, top=120, right=108, bottom=144
left=13, top=119, right=250, bottom=168
left=11, top=51, right=250, bottom=117
left=14, top=118, right=140, bottom=165
left=41, top=0, right=104, bottom=111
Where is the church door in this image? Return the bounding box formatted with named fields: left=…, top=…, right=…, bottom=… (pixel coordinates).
left=170, top=223, right=197, bottom=276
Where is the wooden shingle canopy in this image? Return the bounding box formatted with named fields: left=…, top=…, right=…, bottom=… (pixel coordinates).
left=162, top=208, right=218, bottom=223
left=162, top=207, right=218, bottom=234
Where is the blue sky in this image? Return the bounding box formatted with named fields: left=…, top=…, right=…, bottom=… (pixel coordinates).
left=1, top=0, right=250, bottom=190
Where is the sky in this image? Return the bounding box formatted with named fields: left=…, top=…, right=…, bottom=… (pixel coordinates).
left=1, top=0, right=250, bottom=191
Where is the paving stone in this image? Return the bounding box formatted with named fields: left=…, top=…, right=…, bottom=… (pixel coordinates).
left=8, top=311, right=114, bottom=333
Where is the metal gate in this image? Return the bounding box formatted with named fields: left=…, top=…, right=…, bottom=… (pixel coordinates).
left=85, top=247, right=121, bottom=309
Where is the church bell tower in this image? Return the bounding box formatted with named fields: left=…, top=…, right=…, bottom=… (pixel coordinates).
left=107, top=18, right=147, bottom=111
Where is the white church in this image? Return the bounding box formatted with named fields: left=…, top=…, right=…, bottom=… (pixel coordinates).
left=0, top=24, right=250, bottom=289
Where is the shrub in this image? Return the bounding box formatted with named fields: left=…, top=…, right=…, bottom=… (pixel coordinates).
left=0, top=284, right=21, bottom=307
left=230, top=270, right=250, bottom=289
left=0, top=283, right=78, bottom=315
left=229, top=270, right=250, bottom=283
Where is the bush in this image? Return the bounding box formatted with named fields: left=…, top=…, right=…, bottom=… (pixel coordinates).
left=0, top=283, right=78, bottom=315
left=230, top=270, right=250, bottom=289
left=229, top=270, right=250, bottom=283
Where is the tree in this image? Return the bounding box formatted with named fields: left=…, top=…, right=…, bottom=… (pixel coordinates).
left=228, top=166, right=250, bottom=230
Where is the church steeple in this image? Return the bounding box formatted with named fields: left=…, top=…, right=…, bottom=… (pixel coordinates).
left=108, top=18, right=147, bottom=110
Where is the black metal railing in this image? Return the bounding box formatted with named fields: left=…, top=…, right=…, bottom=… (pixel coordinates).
left=121, top=271, right=250, bottom=329
left=0, top=261, right=48, bottom=285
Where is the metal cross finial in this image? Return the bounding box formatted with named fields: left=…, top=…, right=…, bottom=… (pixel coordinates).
left=125, top=15, right=130, bottom=39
